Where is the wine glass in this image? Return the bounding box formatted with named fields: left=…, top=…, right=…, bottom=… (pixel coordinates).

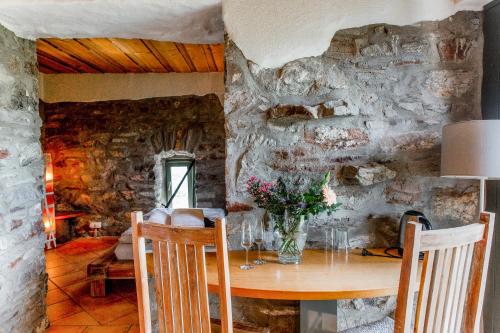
left=240, top=220, right=255, bottom=270
left=253, top=218, right=266, bottom=265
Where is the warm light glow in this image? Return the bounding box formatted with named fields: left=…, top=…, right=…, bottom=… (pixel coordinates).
left=43, top=153, right=56, bottom=237
left=45, top=171, right=53, bottom=182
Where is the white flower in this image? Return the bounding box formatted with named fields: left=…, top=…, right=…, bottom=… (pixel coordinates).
left=322, top=186, right=337, bottom=206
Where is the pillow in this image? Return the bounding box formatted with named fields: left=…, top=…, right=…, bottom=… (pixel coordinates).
left=147, top=209, right=170, bottom=225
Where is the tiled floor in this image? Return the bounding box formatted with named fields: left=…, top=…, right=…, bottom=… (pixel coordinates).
left=45, top=237, right=140, bottom=333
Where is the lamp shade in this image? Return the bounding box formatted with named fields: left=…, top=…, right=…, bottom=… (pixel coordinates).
left=441, top=120, right=500, bottom=179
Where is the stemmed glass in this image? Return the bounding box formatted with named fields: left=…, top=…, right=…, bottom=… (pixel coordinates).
left=240, top=220, right=255, bottom=270
left=253, top=218, right=266, bottom=265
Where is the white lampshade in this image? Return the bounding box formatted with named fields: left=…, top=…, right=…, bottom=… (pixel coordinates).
left=441, top=120, right=500, bottom=179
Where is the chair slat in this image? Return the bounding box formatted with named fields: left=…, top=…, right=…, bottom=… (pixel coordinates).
left=455, top=243, right=474, bottom=332
left=187, top=245, right=202, bottom=333
left=424, top=249, right=444, bottom=333
left=153, top=241, right=166, bottom=333
left=415, top=250, right=435, bottom=333
left=441, top=246, right=461, bottom=332
left=432, top=248, right=453, bottom=333
left=178, top=243, right=193, bottom=333
left=160, top=242, right=175, bottom=333
left=168, top=242, right=184, bottom=333
left=196, top=244, right=211, bottom=333
left=448, top=245, right=468, bottom=333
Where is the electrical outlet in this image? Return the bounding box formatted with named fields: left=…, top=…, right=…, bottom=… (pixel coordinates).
left=89, top=221, right=102, bottom=229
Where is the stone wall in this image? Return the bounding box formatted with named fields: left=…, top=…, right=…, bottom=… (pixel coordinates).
left=0, top=25, right=47, bottom=332
left=41, top=95, right=225, bottom=237
left=224, top=11, right=483, bottom=331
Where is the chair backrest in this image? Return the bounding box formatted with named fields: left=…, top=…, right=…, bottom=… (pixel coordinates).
left=131, top=211, right=233, bottom=333
left=395, top=212, right=495, bottom=333
left=171, top=208, right=205, bottom=227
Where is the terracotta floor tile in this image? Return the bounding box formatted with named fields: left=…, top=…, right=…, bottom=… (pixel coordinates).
left=63, top=281, right=124, bottom=309
left=51, top=311, right=100, bottom=326
left=127, top=325, right=140, bottom=333
left=107, top=311, right=139, bottom=325
left=83, top=325, right=131, bottom=333
left=46, top=253, right=71, bottom=269
left=47, top=288, right=70, bottom=305
left=47, top=299, right=83, bottom=322
left=85, top=298, right=137, bottom=324
left=51, top=269, right=88, bottom=288
left=46, top=326, right=87, bottom=333
left=47, top=263, right=85, bottom=278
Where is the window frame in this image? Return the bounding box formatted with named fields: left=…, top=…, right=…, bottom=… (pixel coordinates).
left=165, top=158, right=196, bottom=209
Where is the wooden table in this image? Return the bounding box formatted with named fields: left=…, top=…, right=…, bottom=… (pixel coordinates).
left=204, top=249, right=402, bottom=301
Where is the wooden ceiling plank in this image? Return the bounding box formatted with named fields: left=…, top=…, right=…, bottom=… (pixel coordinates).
left=148, top=41, right=191, bottom=73
left=210, top=44, right=224, bottom=72
left=183, top=44, right=210, bottom=72
left=142, top=40, right=174, bottom=72
left=38, top=64, right=57, bottom=74
left=77, top=39, right=144, bottom=73
left=37, top=53, right=79, bottom=73
left=37, top=39, right=101, bottom=73
left=175, top=43, right=198, bottom=72
left=202, top=44, right=218, bottom=72
left=47, top=38, right=124, bottom=73
left=110, top=38, right=167, bottom=73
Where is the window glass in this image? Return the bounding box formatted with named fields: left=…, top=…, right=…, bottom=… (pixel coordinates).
left=165, top=159, right=195, bottom=208
left=170, top=166, right=190, bottom=208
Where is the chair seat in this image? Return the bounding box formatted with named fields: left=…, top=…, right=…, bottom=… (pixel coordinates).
left=210, top=318, right=270, bottom=333
left=338, top=317, right=394, bottom=333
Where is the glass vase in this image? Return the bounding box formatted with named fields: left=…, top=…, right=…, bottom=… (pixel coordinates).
left=273, top=210, right=308, bottom=264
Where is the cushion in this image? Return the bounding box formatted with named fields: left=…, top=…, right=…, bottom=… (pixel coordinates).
left=118, top=227, right=133, bottom=244
left=114, top=243, right=133, bottom=260
left=339, top=317, right=394, bottom=333
left=171, top=208, right=205, bottom=227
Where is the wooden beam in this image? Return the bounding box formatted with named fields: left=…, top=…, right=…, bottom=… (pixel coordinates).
left=142, top=40, right=174, bottom=72
left=210, top=44, right=224, bottom=72
left=175, top=43, right=197, bottom=72
left=147, top=41, right=191, bottom=73
left=110, top=38, right=167, bottom=73
left=77, top=38, right=143, bottom=73
left=46, top=38, right=124, bottom=73
left=37, top=39, right=101, bottom=73
left=37, top=53, right=79, bottom=73
left=184, top=44, right=210, bottom=72
left=202, top=44, right=218, bottom=72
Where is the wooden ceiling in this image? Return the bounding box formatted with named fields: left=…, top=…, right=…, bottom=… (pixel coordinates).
left=36, top=38, right=224, bottom=74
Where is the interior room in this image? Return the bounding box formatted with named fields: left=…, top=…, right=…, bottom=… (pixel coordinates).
left=0, top=1, right=499, bottom=333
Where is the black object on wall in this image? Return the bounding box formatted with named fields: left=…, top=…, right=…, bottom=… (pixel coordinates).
left=482, top=1, right=500, bottom=332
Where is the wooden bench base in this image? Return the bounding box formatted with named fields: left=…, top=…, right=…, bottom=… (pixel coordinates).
left=87, top=244, right=136, bottom=297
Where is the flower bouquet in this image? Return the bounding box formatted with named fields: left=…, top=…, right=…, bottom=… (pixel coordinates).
left=247, top=173, right=341, bottom=264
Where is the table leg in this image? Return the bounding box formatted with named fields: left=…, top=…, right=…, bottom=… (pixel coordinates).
left=300, top=300, right=337, bottom=333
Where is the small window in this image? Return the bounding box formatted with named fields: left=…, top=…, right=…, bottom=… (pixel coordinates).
left=165, top=159, right=195, bottom=208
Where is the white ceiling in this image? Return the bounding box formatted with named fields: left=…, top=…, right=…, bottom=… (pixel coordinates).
left=224, top=0, right=492, bottom=68
left=0, top=0, right=223, bottom=44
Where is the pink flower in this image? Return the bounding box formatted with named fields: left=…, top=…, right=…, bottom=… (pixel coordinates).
left=322, top=185, right=337, bottom=206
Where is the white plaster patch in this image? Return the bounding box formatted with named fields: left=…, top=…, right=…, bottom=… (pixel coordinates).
left=0, top=0, right=223, bottom=43
left=224, top=0, right=491, bottom=68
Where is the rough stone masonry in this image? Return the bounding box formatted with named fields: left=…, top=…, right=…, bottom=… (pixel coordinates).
left=41, top=95, right=226, bottom=238
left=224, top=11, right=483, bottom=331
left=0, top=25, right=47, bottom=332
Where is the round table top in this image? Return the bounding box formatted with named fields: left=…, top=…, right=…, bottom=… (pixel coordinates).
left=205, top=249, right=403, bottom=300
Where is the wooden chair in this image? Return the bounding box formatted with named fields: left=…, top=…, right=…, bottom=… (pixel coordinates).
left=131, top=211, right=269, bottom=333
left=341, top=212, right=495, bottom=333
